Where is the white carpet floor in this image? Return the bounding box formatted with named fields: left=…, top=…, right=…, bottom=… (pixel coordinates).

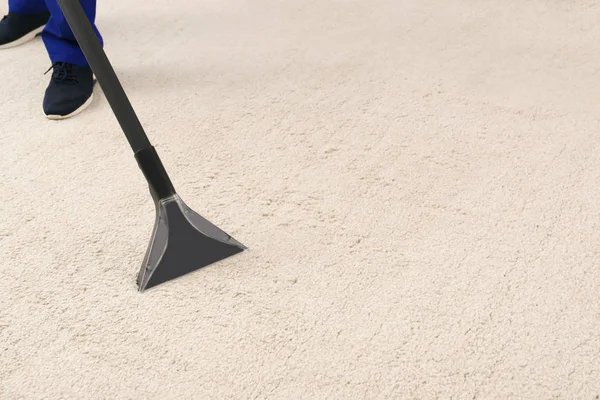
left=1, top=0, right=599, bottom=398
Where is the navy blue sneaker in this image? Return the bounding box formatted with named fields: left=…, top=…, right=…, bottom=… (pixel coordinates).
left=0, top=11, right=49, bottom=49
left=43, top=62, right=96, bottom=120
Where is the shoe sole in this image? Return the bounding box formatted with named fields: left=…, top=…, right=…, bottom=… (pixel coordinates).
left=45, top=94, right=94, bottom=120
left=0, top=24, right=45, bottom=50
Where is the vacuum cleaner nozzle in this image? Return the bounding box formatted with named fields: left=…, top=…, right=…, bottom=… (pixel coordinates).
left=137, top=194, right=246, bottom=291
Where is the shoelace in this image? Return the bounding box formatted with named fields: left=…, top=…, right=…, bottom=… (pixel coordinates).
left=44, top=62, right=79, bottom=84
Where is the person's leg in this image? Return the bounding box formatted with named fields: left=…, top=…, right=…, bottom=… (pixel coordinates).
left=0, top=0, right=49, bottom=49
left=42, top=0, right=102, bottom=66
left=9, top=0, right=48, bottom=14
left=41, top=0, right=102, bottom=119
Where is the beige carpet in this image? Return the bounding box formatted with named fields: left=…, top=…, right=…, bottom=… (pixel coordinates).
left=1, top=0, right=599, bottom=398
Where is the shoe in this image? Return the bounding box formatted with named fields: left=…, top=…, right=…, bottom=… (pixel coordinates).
left=43, top=62, right=96, bottom=120
left=0, top=11, right=49, bottom=49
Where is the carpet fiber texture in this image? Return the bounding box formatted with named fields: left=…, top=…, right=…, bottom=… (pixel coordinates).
left=1, top=0, right=599, bottom=398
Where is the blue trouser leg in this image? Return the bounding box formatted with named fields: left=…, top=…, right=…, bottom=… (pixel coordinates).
left=42, top=0, right=103, bottom=66
left=43, top=0, right=103, bottom=66
left=8, top=0, right=48, bottom=14
left=6, top=0, right=103, bottom=67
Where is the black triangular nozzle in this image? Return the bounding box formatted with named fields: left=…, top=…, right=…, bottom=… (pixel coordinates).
left=137, top=194, right=246, bottom=291
left=135, top=147, right=246, bottom=292
left=57, top=0, right=246, bottom=291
